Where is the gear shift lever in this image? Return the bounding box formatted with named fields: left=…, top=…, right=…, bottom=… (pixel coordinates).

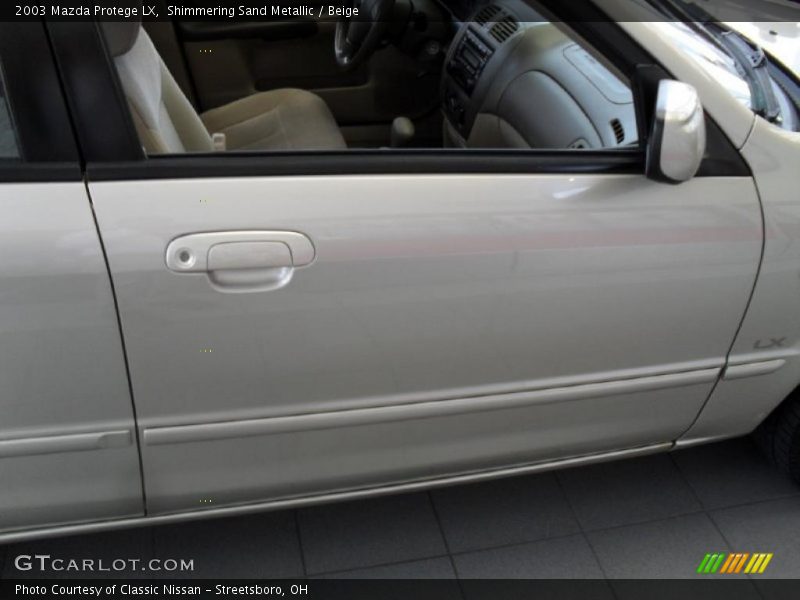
left=391, top=117, right=415, bottom=148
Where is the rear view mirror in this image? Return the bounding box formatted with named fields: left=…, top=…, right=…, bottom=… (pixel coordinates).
left=646, top=80, right=706, bottom=183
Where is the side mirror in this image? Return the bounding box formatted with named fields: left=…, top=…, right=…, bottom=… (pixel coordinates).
left=646, top=80, right=706, bottom=183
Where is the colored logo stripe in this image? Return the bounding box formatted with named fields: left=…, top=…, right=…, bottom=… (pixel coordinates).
left=720, top=553, right=749, bottom=573
left=719, top=553, right=737, bottom=573
left=697, top=553, right=726, bottom=573
left=744, top=553, right=774, bottom=574
left=697, top=553, right=713, bottom=573
left=698, top=553, right=773, bottom=574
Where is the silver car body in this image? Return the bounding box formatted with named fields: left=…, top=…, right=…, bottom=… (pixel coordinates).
left=1, top=4, right=799, bottom=540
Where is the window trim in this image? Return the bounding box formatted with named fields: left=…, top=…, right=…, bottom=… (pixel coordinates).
left=46, top=21, right=141, bottom=164
left=87, top=148, right=645, bottom=181
left=0, top=22, right=81, bottom=182
left=47, top=2, right=749, bottom=181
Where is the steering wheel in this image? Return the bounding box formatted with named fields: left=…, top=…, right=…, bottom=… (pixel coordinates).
left=335, top=0, right=396, bottom=70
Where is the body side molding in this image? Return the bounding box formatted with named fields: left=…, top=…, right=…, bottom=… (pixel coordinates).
left=144, top=368, right=720, bottom=446
left=0, top=430, right=132, bottom=459
left=722, top=359, right=786, bottom=381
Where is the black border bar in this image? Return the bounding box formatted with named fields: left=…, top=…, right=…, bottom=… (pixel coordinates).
left=5, top=578, right=800, bottom=600
left=5, top=0, right=800, bottom=22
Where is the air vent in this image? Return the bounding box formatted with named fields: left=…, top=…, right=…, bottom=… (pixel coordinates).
left=490, top=16, right=519, bottom=43
left=475, top=5, right=500, bottom=25
left=610, top=119, right=625, bottom=144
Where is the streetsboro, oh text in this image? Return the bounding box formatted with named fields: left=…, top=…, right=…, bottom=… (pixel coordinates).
left=16, top=584, right=308, bottom=596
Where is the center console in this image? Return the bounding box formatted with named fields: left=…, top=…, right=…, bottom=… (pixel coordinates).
left=442, top=4, right=522, bottom=141
left=446, top=30, right=494, bottom=97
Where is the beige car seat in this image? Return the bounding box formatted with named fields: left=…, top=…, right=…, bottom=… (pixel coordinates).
left=101, top=21, right=347, bottom=154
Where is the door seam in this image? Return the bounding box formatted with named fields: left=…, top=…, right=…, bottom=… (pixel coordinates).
left=677, top=171, right=767, bottom=439
left=83, top=178, right=149, bottom=517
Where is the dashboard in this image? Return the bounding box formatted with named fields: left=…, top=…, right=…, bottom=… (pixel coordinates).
left=443, top=0, right=491, bottom=21
left=440, top=0, right=639, bottom=149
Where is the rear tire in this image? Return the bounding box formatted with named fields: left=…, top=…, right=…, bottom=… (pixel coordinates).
left=756, top=391, right=800, bottom=483
left=754, top=406, right=779, bottom=463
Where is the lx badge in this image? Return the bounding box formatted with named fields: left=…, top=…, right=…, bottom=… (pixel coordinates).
left=754, top=338, right=787, bottom=350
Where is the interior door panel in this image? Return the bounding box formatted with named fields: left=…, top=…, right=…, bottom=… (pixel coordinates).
left=89, top=173, right=762, bottom=515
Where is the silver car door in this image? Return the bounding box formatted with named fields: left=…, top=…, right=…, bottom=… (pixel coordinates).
left=85, top=164, right=761, bottom=515
left=0, top=24, right=142, bottom=536
left=66, top=19, right=763, bottom=516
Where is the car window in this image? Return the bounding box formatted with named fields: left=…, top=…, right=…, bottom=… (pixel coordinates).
left=0, top=69, right=20, bottom=159
left=102, top=10, right=639, bottom=158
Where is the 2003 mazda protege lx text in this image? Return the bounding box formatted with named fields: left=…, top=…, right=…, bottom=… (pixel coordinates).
left=1, top=0, right=799, bottom=541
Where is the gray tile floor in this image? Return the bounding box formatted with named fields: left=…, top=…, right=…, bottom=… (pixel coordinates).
left=2, top=437, right=799, bottom=580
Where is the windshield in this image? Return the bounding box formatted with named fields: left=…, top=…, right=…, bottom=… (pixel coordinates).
left=726, top=22, right=800, bottom=76
left=652, top=0, right=800, bottom=129
left=653, top=20, right=753, bottom=110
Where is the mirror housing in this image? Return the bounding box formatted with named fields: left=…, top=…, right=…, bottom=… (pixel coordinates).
left=646, top=80, right=706, bottom=184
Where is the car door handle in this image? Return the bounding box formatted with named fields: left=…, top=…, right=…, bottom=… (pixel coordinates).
left=166, top=231, right=315, bottom=293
